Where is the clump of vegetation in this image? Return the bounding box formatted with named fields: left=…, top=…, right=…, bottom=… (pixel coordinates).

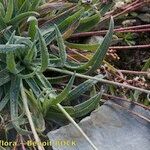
left=0, top=0, right=149, bottom=149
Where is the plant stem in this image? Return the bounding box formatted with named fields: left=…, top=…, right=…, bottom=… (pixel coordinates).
left=112, top=101, right=150, bottom=123
left=57, top=103, right=98, bottom=150
left=20, top=135, right=26, bottom=150
left=71, top=25, right=150, bottom=38
left=21, top=83, right=45, bottom=150
left=113, top=1, right=144, bottom=18
left=48, top=67, right=150, bottom=94
left=96, top=1, right=145, bottom=28
left=118, top=70, right=149, bottom=76
left=102, top=93, right=150, bottom=110
left=105, top=0, right=141, bottom=15
left=123, top=0, right=140, bottom=9
left=109, top=44, right=150, bottom=50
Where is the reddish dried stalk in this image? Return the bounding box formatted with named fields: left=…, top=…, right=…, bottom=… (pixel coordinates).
left=105, top=0, right=140, bottom=15
left=117, top=24, right=150, bottom=30
left=20, top=135, right=26, bottom=150
left=115, top=102, right=150, bottom=122
left=109, top=44, right=150, bottom=50
left=118, top=70, right=149, bottom=76
left=103, top=93, right=150, bottom=110
left=113, top=1, right=144, bottom=18
left=122, top=0, right=141, bottom=10
left=70, top=1, right=148, bottom=39
left=71, top=24, right=150, bottom=38
left=115, top=28, right=150, bottom=33
left=100, top=0, right=146, bottom=25
left=104, top=94, right=150, bottom=122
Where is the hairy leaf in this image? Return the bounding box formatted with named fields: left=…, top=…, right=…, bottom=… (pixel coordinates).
left=0, top=44, right=26, bottom=53
left=55, top=24, right=67, bottom=66
left=65, top=41, right=99, bottom=51
left=77, top=13, right=100, bottom=32
left=0, top=93, right=9, bottom=111
left=8, top=11, right=39, bottom=25
left=28, top=16, right=38, bottom=41
left=73, top=93, right=101, bottom=118
left=10, top=76, right=30, bottom=134
left=65, top=17, right=114, bottom=74
left=36, top=26, right=49, bottom=72
left=65, top=74, right=103, bottom=102
left=0, top=69, right=10, bottom=86
left=6, top=52, right=19, bottom=74
left=4, top=0, right=13, bottom=22
left=51, top=74, right=75, bottom=105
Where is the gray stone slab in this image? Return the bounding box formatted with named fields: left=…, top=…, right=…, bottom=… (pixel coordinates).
left=47, top=101, right=150, bottom=150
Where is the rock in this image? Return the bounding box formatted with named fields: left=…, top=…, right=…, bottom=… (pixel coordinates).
left=86, top=36, right=104, bottom=44
left=140, top=5, right=150, bottom=13
left=122, top=19, right=137, bottom=26
left=47, top=100, right=150, bottom=150
left=138, top=13, right=150, bottom=23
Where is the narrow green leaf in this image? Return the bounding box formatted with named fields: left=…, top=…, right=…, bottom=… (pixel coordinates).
left=55, top=24, right=67, bottom=66
left=7, top=30, right=16, bottom=44
left=36, top=73, right=53, bottom=91
left=6, top=52, right=18, bottom=74
left=28, top=16, right=38, bottom=41
left=42, top=27, right=55, bottom=46
left=99, top=1, right=114, bottom=16
left=25, top=78, right=42, bottom=96
left=0, top=69, right=10, bottom=86
left=51, top=74, right=75, bottom=105
left=63, top=18, right=80, bottom=39
left=37, top=28, right=49, bottom=72
left=41, top=8, right=83, bottom=46
left=45, top=110, right=70, bottom=125
left=40, top=6, right=78, bottom=32
left=39, top=7, right=78, bottom=45
left=8, top=11, right=39, bottom=25
left=77, top=13, right=100, bottom=32
left=30, top=0, right=41, bottom=10
left=47, top=105, right=75, bottom=117
left=25, top=90, right=45, bottom=132
left=73, top=93, right=101, bottom=118
left=15, top=37, right=33, bottom=48
left=65, top=74, right=103, bottom=102
left=0, top=93, right=9, bottom=112
left=0, top=87, right=3, bottom=99
left=65, top=41, right=99, bottom=51
left=10, top=76, right=20, bottom=118
left=0, top=2, right=5, bottom=17
left=48, top=57, right=63, bottom=67
left=24, top=41, right=36, bottom=63
left=25, top=89, right=42, bottom=112
left=36, top=27, right=49, bottom=72
left=58, top=8, right=84, bottom=33
left=65, top=17, right=114, bottom=74
left=85, top=17, right=114, bottom=74
left=10, top=76, right=30, bottom=135
left=17, top=0, right=25, bottom=8
left=0, top=15, right=7, bottom=30
left=17, top=0, right=31, bottom=14
left=17, top=68, right=38, bottom=79
left=0, top=44, right=26, bottom=53
left=47, top=75, right=68, bottom=84
left=6, top=115, right=28, bottom=130
left=4, top=0, right=13, bottom=22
